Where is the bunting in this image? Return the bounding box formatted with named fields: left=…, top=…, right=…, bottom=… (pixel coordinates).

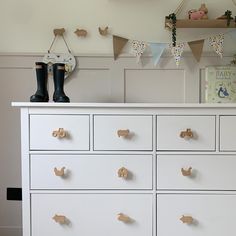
left=131, top=40, right=147, bottom=63
left=188, top=39, right=205, bottom=62
left=113, top=35, right=128, bottom=60
left=112, top=29, right=236, bottom=67
left=169, top=43, right=185, bottom=66
left=209, top=34, right=224, bottom=58
left=228, top=30, right=236, bottom=40
left=149, top=43, right=167, bottom=66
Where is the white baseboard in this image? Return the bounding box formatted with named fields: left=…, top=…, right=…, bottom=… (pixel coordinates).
left=0, top=226, right=22, bottom=236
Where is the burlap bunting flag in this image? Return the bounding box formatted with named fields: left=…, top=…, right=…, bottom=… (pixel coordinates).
left=188, top=39, right=205, bottom=62
left=113, top=35, right=129, bottom=60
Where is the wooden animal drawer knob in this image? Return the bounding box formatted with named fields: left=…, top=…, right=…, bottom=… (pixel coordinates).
left=117, top=213, right=131, bottom=223
left=181, top=167, right=192, bottom=176
left=180, top=215, right=194, bottom=224
left=118, top=167, right=129, bottom=179
left=117, top=129, right=130, bottom=138
left=52, top=128, right=67, bottom=138
left=180, top=128, right=193, bottom=139
left=53, top=214, right=67, bottom=224
left=54, top=167, right=66, bottom=177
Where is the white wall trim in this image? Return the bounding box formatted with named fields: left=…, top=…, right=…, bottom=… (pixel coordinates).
left=0, top=51, right=234, bottom=58
left=0, top=226, right=22, bottom=236
left=0, top=53, right=234, bottom=103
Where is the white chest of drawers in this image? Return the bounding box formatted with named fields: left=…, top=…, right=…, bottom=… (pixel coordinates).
left=12, top=103, right=236, bottom=236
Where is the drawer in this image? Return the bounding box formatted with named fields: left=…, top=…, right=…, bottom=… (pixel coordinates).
left=157, top=116, right=215, bottom=151
left=30, top=115, right=89, bottom=150
left=31, top=194, right=152, bottom=236
left=157, top=155, right=236, bottom=190
left=157, top=194, right=236, bottom=236
left=94, top=115, right=153, bottom=150
left=220, top=116, right=236, bottom=151
left=31, top=155, right=152, bottom=189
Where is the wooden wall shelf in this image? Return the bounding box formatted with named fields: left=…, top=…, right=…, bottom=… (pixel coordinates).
left=165, top=19, right=236, bottom=29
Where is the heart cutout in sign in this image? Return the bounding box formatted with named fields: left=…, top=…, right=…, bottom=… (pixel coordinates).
left=42, top=53, right=76, bottom=79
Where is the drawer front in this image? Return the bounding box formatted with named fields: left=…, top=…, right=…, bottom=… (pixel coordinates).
left=30, top=115, right=89, bottom=150
left=157, top=155, right=236, bottom=190
left=157, top=116, right=215, bottom=151
left=157, top=194, right=236, bottom=236
left=94, top=115, right=153, bottom=150
left=220, top=116, right=236, bottom=151
left=31, top=155, right=152, bottom=189
left=32, top=194, right=152, bottom=236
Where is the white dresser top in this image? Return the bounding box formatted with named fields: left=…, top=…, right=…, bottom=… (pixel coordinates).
left=11, top=102, right=236, bottom=108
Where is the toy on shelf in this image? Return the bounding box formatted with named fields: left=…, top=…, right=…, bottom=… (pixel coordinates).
left=165, top=0, right=236, bottom=29
left=188, top=10, right=206, bottom=20
left=188, top=3, right=208, bottom=20
left=199, top=3, right=208, bottom=19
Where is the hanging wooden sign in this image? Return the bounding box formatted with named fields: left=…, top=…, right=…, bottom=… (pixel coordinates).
left=43, top=28, right=76, bottom=79
left=42, top=53, right=76, bottom=79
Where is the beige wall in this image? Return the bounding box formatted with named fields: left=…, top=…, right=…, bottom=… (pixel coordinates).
left=0, top=0, right=236, bottom=54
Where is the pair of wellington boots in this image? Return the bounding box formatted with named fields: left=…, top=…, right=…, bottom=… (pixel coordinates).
left=30, top=62, right=70, bottom=103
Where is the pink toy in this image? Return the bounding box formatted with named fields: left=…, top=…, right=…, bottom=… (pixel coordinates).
left=189, top=10, right=205, bottom=20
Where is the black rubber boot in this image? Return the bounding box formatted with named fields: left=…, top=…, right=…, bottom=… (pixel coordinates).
left=30, top=62, right=49, bottom=102
left=53, top=63, right=70, bottom=103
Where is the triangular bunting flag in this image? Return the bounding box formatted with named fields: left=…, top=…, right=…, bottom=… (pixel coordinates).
left=228, top=30, right=236, bottom=40
left=169, top=43, right=185, bottom=67
left=188, top=39, right=205, bottom=62
left=209, top=34, right=224, bottom=58
left=149, top=43, right=167, bottom=66
left=131, top=40, right=147, bottom=63
left=113, top=35, right=128, bottom=60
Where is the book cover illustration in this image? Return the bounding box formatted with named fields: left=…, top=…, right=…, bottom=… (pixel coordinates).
left=205, top=66, right=236, bottom=103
